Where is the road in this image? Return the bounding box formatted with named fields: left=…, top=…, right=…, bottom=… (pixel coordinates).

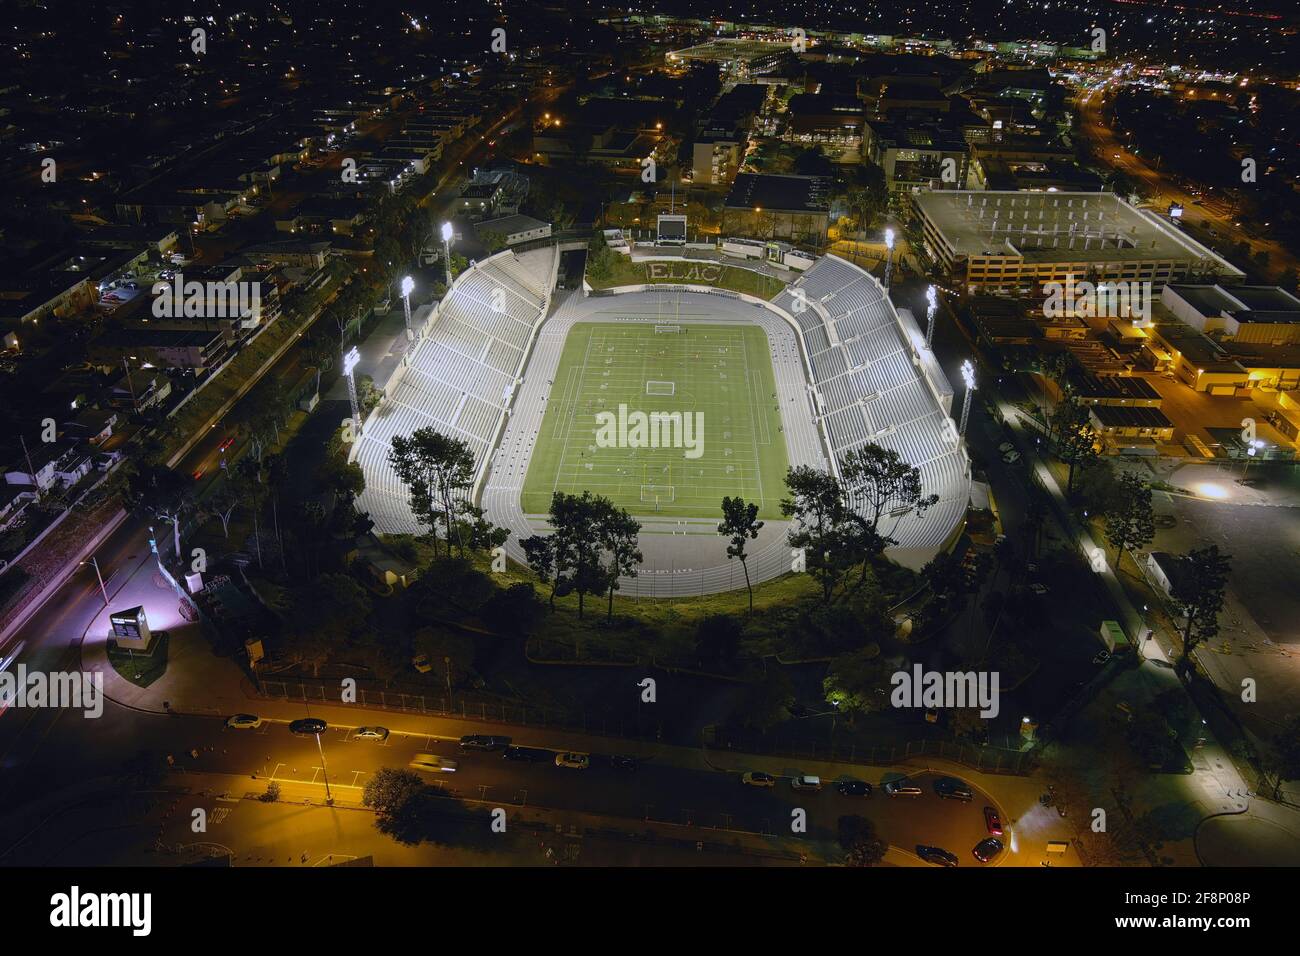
left=1075, top=80, right=1296, bottom=277
left=0, top=697, right=1004, bottom=866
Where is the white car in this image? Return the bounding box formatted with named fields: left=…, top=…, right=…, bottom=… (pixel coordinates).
left=410, top=753, right=458, bottom=773
left=225, top=713, right=263, bottom=729
left=791, top=774, right=823, bottom=792
left=555, top=752, right=590, bottom=770
left=1002, top=451, right=1021, bottom=464
left=998, top=442, right=1015, bottom=454
left=354, top=726, right=389, bottom=741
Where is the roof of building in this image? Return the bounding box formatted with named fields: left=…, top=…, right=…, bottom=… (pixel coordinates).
left=1167, top=284, right=1300, bottom=324
left=1087, top=404, right=1174, bottom=428
left=913, top=191, right=1245, bottom=272
left=724, top=173, right=833, bottom=214
left=477, top=214, right=550, bottom=236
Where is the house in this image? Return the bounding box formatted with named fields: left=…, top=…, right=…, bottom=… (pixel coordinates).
left=476, top=215, right=552, bottom=247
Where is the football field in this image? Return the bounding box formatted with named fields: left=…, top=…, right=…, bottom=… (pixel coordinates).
left=521, top=321, right=790, bottom=519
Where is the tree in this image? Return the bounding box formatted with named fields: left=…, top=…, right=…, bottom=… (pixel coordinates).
left=304, top=332, right=335, bottom=394
left=207, top=470, right=245, bottom=539
left=480, top=229, right=508, bottom=253
left=586, top=231, right=616, bottom=282
left=822, top=647, right=893, bottom=723
left=362, top=767, right=425, bottom=816
left=1170, top=544, right=1232, bottom=670
left=388, top=428, right=477, bottom=558
left=838, top=815, right=887, bottom=867
left=1103, top=472, right=1155, bottom=570
left=1259, top=716, right=1300, bottom=800
left=732, top=666, right=794, bottom=732
left=695, top=615, right=743, bottom=669
left=718, top=496, right=764, bottom=615
left=1051, top=396, right=1100, bottom=494
left=122, top=463, right=193, bottom=561
left=840, top=443, right=937, bottom=582
left=290, top=573, right=372, bottom=650
left=598, top=503, right=642, bottom=622
left=781, top=465, right=855, bottom=605
left=521, top=491, right=615, bottom=620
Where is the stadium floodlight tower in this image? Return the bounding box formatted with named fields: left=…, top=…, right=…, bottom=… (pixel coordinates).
left=343, top=346, right=362, bottom=440
left=925, top=284, right=938, bottom=349
left=400, top=275, right=415, bottom=337
left=959, top=359, right=976, bottom=437
left=440, top=221, right=454, bottom=289
left=883, top=228, right=896, bottom=290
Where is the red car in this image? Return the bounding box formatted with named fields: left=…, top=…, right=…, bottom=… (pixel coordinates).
left=191, top=467, right=204, bottom=481
left=218, top=436, right=236, bottom=453
left=983, top=806, right=1003, bottom=836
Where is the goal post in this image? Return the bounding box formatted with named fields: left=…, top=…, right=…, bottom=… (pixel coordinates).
left=654, top=324, right=681, bottom=334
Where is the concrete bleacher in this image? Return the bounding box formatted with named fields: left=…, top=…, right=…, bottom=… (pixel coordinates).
left=354, top=247, right=557, bottom=533
left=777, top=255, right=969, bottom=551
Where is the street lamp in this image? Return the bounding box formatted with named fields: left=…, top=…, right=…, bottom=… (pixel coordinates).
left=440, top=221, right=454, bottom=289
left=959, top=359, right=976, bottom=436
left=1239, top=439, right=1264, bottom=482
left=400, top=274, right=415, bottom=337
left=883, top=228, right=896, bottom=289
left=314, top=731, right=333, bottom=804
left=925, top=284, right=938, bottom=349
left=81, top=555, right=110, bottom=608
left=343, top=346, right=362, bottom=440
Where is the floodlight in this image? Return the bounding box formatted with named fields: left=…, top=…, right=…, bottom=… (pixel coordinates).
left=960, top=359, right=976, bottom=391
left=885, top=228, right=895, bottom=250
left=441, top=221, right=453, bottom=242
left=343, top=347, right=361, bottom=377
left=401, top=275, right=415, bottom=298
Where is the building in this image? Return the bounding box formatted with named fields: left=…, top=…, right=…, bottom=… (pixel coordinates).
left=1162, top=284, right=1300, bottom=346
left=722, top=173, right=833, bottom=244
left=1065, top=369, right=1162, bottom=407
left=476, top=215, right=552, bottom=246
left=863, top=122, right=970, bottom=194
left=784, top=93, right=864, bottom=149
left=970, top=157, right=1102, bottom=192
left=1146, top=551, right=1194, bottom=599
left=692, top=129, right=745, bottom=186
left=966, top=295, right=1039, bottom=346
left=913, top=191, right=1245, bottom=292
left=1087, top=404, right=1176, bottom=448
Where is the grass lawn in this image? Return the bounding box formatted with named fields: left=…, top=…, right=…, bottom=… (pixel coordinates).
left=107, top=632, right=170, bottom=688
left=589, top=256, right=787, bottom=299
left=521, top=321, right=790, bottom=519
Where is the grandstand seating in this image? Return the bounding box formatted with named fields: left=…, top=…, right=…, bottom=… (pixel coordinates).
left=779, top=255, right=968, bottom=550
left=356, top=248, right=556, bottom=533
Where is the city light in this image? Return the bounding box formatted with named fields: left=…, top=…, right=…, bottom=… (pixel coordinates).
left=342, top=346, right=361, bottom=378
left=401, top=275, right=414, bottom=298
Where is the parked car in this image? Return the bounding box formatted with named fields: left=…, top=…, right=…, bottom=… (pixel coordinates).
left=459, top=734, right=510, bottom=752
left=836, top=780, right=873, bottom=797
left=1029, top=583, right=1049, bottom=595
left=1002, top=450, right=1021, bottom=464
left=411, top=654, right=433, bottom=673
left=884, top=781, right=924, bottom=797
left=998, top=442, right=1015, bottom=454
left=973, top=837, right=1004, bottom=863
left=410, top=753, right=458, bottom=773
left=791, top=774, right=823, bottom=792
left=555, top=752, right=590, bottom=770
left=289, top=718, right=327, bottom=736
left=503, top=746, right=550, bottom=762
left=225, top=714, right=263, bottom=730
left=741, top=771, right=776, bottom=788
left=354, top=726, right=389, bottom=741
left=934, top=777, right=973, bottom=801
left=983, top=806, right=1004, bottom=836
left=610, top=754, right=640, bottom=771
left=916, top=845, right=959, bottom=867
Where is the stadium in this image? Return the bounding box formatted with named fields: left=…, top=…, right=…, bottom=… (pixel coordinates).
left=354, top=238, right=971, bottom=597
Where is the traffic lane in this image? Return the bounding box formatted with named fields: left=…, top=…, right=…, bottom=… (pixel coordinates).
left=187, top=724, right=1002, bottom=859
left=2, top=701, right=1006, bottom=863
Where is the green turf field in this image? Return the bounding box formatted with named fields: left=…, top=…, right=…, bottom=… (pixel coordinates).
left=521, top=321, right=790, bottom=519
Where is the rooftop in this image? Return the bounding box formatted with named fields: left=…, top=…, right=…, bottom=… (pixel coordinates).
left=724, top=173, right=833, bottom=214
left=913, top=191, right=1245, bottom=272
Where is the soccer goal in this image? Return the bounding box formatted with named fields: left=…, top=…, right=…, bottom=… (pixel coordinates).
left=645, top=380, right=676, bottom=397
left=655, top=324, right=682, bottom=334
left=639, top=463, right=675, bottom=507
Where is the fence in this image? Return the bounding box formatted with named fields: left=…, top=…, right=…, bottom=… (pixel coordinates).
left=707, top=731, right=1038, bottom=775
